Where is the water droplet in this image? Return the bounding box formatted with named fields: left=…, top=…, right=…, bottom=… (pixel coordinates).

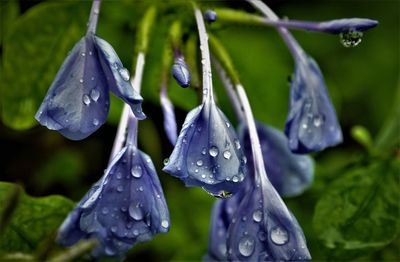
left=133, top=229, right=139, bottom=236
left=121, top=206, right=127, bottom=212
left=91, top=76, right=95, bottom=81
left=128, top=203, right=144, bottom=220
left=238, top=236, right=255, bottom=257
left=196, top=160, right=203, bottom=166
left=89, top=51, right=93, bottom=55
left=79, top=78, right=84, bottom=84
left=101, top=207, right=109, bottom=215
left=234, top=139, right=241, bottom=150
left=93, top=118, right=99, bottom=126
left=270, top=226, right=289, bottom=245
left=252, top=210, right=262, bottom=222
left=201, top=148, right=207, bottom=155
left=90, top=89, right=100, bottom=102
left=201, top=174, right=206, bottom=178
left=340, top=30, right=363, bottom=48
left=139, top=186, right=143, bottom=192
left=163, top=158, right=169, bottom=165
left=223, top=150, right=231, bottom=160
left=302, top=123, right=308, bottom=129
left=226, top=122, right=230, bottom=127
left=258, top=231, right=267, bottom=241
left=118, top=67, right=130, bottom=81
left=81, top=52, right=86, bottom=57
left=313, top=114, right=324, bottom=127
left=105, top=247, right=116, bottom=256
left=232, top=176, right=239, bottom=182
left=242, top=156, right=247, bottom=164
left=161, top=220, right=169, bottom=228
left=131, top=165, right=143, bottom=178
left=116, top=185, right=123, bottom=192
left=82, top=95, right=91, bottom=105
left=218, top=243, right=227, bottom=255
left=203, top=88, right=208, bottom=95
left=111, top=226, right=117, bottom=233
left=116, top=172, right=122, bottom=179
left=209, top=146, right=219, bottom=157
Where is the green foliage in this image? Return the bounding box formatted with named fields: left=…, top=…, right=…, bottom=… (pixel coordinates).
left=0, top=182, right=74, bottom=254
left=313, top=159, right=400, bottom=260
left=0, top=2, right=88, bottom=130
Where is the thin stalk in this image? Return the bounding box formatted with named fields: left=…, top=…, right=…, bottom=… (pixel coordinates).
left=87, top=0, right=101, bottom=35
left=212, top=58, right=244, bottom=121
left=194, top=7, right=214, bottom=103
left=248, top=0, right=306, bottom=61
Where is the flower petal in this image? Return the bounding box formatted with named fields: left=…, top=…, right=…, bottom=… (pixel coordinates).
left=160, top=87, right=178, bottom=145
left=57, top=144, right=169, bottom=257
left=318, top=18, right=378, bottom=34
left=35, top=35, right=110, bottom=140
left=285, top=56, right=343, bottom=153
left=94, top=36, right=146, bottom=120
left=227, top=175, right=311, bottom=261
left=163, top=100, right=247, bottom=196
left=239, top=122, right=314, bottom=197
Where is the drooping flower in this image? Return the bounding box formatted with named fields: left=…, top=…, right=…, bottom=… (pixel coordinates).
left=57, top=143, right=169, bottom=258
left=239, top=121, right=314, bottom=197
left=204, top=10, right=217, bottom=23
left=35, top=33, right=145, bottom=140
left=163, top=8, right=247, bottom=196
left=160, top=86, right=178, bottom=145
left=285, top=55, right=343, bottom=153
left=163, top=99, right=247, bottom=196
left=171, top=56, right=191, bottom=88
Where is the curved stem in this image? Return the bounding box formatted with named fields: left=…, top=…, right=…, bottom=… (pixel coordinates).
left=248, top=0, right=306, bottom=61
left=194, top=7, right=214, bottom=103
left=212, top=57, right=244, bottom=121
left=86, top=0, right=101, bottom=35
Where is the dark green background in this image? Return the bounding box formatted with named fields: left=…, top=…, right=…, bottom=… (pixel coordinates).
left=0, top=0, right=399, bottom=261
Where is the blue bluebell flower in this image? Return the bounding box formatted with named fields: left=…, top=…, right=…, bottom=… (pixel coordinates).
left=171, top=57, right=191, bottom=88
left=285, top=55, right=343, bottom=153
left=160, top=86, right=178, bottom=145
left=204, top=10, right=217, bottom=23
left=35, top=33, right=145, bottom=140
left=163, top=99, right=247, bottom=197
left=239, top=121, right=314, bottom=197
left=57, top=143, right=169, bottom=258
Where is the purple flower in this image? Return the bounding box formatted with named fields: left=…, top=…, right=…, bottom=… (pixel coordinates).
left=35, top=33, right=145, bottom=140
left=57, top=144, right=169, bottom=258
left=239, top=122, right=314, bottom=197
left=160, top=86, right=178, bottom=145
left=226, top=174, right=311, bottom=261
left=171, top=57, right=191, bottom=88
left=204, top=10, right=217, bottom=23
left=285, top=55, right=343, bottom=153
left=162, top=99, right=247, bottom=197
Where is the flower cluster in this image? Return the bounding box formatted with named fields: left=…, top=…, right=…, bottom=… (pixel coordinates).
left=34, top=0, right=378, bottom=259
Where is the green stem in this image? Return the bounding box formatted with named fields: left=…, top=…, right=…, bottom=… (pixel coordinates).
left=48, top=239, right=97, bottom=262
left=135, top=6, right=157, bottom=55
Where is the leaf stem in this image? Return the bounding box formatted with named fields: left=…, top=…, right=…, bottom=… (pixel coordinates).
left=86, top=0, right=101, bottom=35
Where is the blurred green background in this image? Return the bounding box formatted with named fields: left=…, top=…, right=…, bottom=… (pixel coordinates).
left=0, top=0, right=399, bottom=261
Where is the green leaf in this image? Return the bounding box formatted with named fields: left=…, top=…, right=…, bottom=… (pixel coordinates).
left=0, top=2, right=88, bottom=130
left=0, top=182, right=74, bottom=254
left=0, top=0, right=19, bottom=45
left=313, top=159, right=400, bottom=260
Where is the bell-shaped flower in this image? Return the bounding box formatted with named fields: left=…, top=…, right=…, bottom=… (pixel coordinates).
left=239, top=121, right=314, bottom=197
left=57, top=143, right=169, bottom=258
left=285, top=55, right=343, bottom=153
left=171, top=56, right=191, bottom=88
left=163, top=99, right=247, bottom=197
left=226, top=172, right=311, bottom=261
left=35, top=33, right=145, bottom=140
left=160, top=86, right=177, bottom=145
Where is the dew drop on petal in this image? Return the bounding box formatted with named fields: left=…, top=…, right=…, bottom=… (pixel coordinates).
left=111, top=226, right=117, bottom=233
left=238, top=236, right=255, bottom=257
left=118, top=68, right=130, bottom=81
left=223, top=150, right=231, bottom=160
left=131, top=165, right=143, bottom=178
left=90, top=88, right=100, bottom=102
left=201, top=148, right=207, bottom=155
left=226, top=122, right=230, bottom=127
left=234, top=139, right=241, bottom=150
left=116, top=185, right=123, bottom=192
left=93, top=118, right=99, bottom=126
left=232, top=176, right=239, bottom=182
left=196, top=160, right=203, bottom=166
left=79, top=78, right=84, bottom=84
left=163, top=158, right=170, bottom=165
left=270, top=226, right=289, bottom=245
left=252, top=210, right=262, bottom=222
left=161, top=220, right=169, bottom=228
left=209, top=146, right=219, bottom=157
left=128, top=203, right=144, bottom=220
left=82, top=95, right=91, bottom=105
left=313, top=114, right=324, bottom=127
left=101, top=207, right=109, bottom=215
